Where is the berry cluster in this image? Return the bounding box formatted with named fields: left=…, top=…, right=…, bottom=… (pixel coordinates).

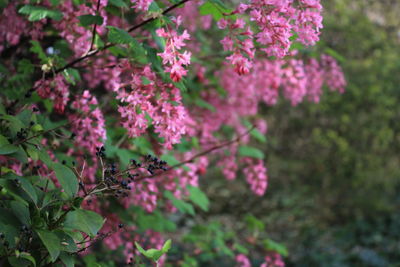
left=95, top=146, right=106, bottom=158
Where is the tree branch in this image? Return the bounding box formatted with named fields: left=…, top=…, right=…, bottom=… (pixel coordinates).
left=134, top=125, right=256, bottom=182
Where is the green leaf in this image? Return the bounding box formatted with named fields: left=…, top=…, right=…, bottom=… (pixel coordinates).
left=107, top=26, right=135, bottom=44
left=64, top=209, right=104, bottom=237
left=238, top=146, right=264, bottom=159
left=135, top=209, right=176, bottom=232
left=16, top=109, right=32, bottom=127
left=60, top=252, right=75, bottom=267
left=108, top=0, right=128, bottom=7
left=10, top=200, right=30, bottom=225
left=63, top=68, right=81, bottom=85
left=241, top=119, right=267, bottom=143
left=8, top=256, right=34, bottom=267
left=194, top=98, right=216, bottom=112
left=0, top=221, right=19, bottom=247
left=233, top=243, right=249, bottom=255
left=161, top=239, right=172, bottom=253
left=135, top=242, right=148, bottom=256
left=52, top=163, right=78, bottom=198
left=9, top=146, right=29, bottom=164
left=19, top=5, right=63, bottom=21
left=160, top=154, right=180, bottom=166
left=199, top=2, right=223, bottom=21
left=37, top=149, right=54, bottom=167
left=324, top=47, right=346, bottom=63
left=30, top=41, right=48, bottom=62
left=26, top=146, right=39, bottom=161
left=0, top=134, right=10, bottom=145
left=1, top=115, right=24, bottom=138
left=0, top=144, right=19, bottom=155
left=148, top=1, right=161, bottom=12
left=135, top=241, right=170, bottom=262
left=209, top=0, right=229, bottom=9
left=78, top=14, right=104, bottom=26
left=245, top=215, right=264, bottom=231
left=19, top=253, right=37, bottom=267
left=0, top=179, right=29, bottom=206
left=19, top=177, right=38, bottom=204
left=164, top=191, right=195, bottom=216
left=55, top=230, right=78, bottom=253
left=250, top=128, right=267, bottom=143
left=263, top=239, right=288, bottom=257
left=187, top=185, right=210, bottom=211
left=36, top=230, right=61, bottom=262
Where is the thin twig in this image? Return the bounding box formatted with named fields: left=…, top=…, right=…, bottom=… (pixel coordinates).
left=87, top=0, right=102, bottom=53
left=134, top=125, right=256, bottom=182
left=13, top=121, right=70, bottom=146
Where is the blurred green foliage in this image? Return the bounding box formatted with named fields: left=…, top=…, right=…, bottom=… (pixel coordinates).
left=198, top=1, right=400, bottom=266
left=259, top=0, right=400, bottom=266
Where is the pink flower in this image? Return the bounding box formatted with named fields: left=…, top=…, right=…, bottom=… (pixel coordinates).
left=242, top=158, right=268, bottom=196
left=36, top=74, right=70, bottom=113
left=156, top=18, right=191, bottom=82
left=236, top=254, right=251, bottom=267
left=131, top=0, right=153, bottom=11
left=114, top=64, right=192, bottom=149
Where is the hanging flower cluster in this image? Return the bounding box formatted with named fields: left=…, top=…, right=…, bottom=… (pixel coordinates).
left=157, top=16, right=192, bottom=82
left=35, top=74, right=70, bottom=113
left=114, top=63, right=192, bottom=149
left=218, top=0, right=323, bottom=74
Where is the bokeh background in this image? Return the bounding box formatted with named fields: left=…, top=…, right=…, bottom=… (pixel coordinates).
left=198, top=0, right=400, bottom=266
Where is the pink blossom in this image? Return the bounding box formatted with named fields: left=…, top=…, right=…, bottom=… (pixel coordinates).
left=242, top=158, right=268, bottom=196
left=156, top=18, right=191, bottom=82
left=36, top=74, right=70, bottom=113
left=131, top=0, right=153, bottom=11
left=236, top=254, right=251, bottom=267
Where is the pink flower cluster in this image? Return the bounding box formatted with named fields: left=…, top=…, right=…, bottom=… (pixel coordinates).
left=260, top=253, right=285, bottom=267
left=35, top=74, right=70, bottom=113
left=54, top=0, right=108, bottom=56
left=68, top=90, right=107, bottom=155
left=237, top=0, right=323, bottom=57
left=0, top=2, right=43, bottom=52
left=186, top=54, right=345, bottom=194
left=131, top=0, right=153, bottom=12
left=218, top=18, right=254, bottom=75
left=293, top=0, right=324, bottom=46
left=236, top=254, right=252, bottom=267
left=321, top=54, right=346, bottom=93
left=114, top=64, right=192, bottom=149
left=156, top=16, right=191, bottom=82
left=130, top=179, right=159, bottom=212
left=242, top=158, right=268, bottom=196
left=281, top=57, right=308, bottom=106
left=216, top=0, right=323, bottom=74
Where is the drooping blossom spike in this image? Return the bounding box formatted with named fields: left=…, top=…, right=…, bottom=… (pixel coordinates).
left=35, top=74, right=70, bottom=113
left=260, top=252, right=285, bottom=267
left=321, top=54, right=346, bottom=93
left=115, top=64, right=192, bottom=149
left=69, top=90, right=107, bottom=155
left=242, top=158, right=268, bottom=196
left=236, top=254, right=251, bottom=267
left=156, top=17, right=191, bottom=82
left=218, top=18, right=255, bottom=75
